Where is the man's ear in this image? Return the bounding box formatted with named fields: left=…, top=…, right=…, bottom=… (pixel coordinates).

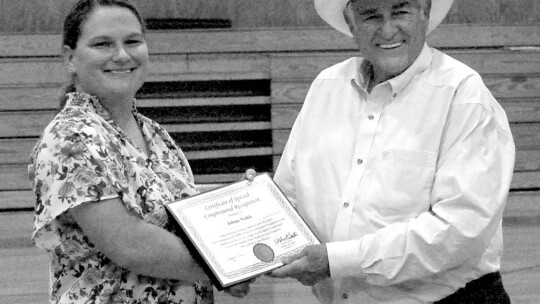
left=342, top=5, right=355, bottom=33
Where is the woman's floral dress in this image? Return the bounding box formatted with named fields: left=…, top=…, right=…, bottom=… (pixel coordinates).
left=28, top=92, right=214, bottom=304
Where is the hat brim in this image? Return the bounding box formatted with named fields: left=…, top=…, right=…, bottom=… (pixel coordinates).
left=315, top=0, right=454, bottom=37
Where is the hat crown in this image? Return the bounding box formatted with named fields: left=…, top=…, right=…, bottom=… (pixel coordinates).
left=315, top=0, right=454, bottom=37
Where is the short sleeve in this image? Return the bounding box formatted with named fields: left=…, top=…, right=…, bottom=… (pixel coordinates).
left=29, top=117, right=129, bottom=249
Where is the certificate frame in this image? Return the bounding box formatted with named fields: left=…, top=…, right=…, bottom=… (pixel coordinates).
left=165, top=173, right=319, bottom=289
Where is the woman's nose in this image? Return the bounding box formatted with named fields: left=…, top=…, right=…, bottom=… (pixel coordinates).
left=112, top=46, right=130, bottom=61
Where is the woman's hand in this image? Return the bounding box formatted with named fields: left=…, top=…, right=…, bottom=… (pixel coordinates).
left=224, top=278, right=256, bottom=298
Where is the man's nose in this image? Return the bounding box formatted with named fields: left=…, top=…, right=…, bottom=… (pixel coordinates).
left=378, top=18, right=399, bottom=40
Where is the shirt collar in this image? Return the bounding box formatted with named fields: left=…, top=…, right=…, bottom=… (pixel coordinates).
left=65, top=91, right=138, bottom=123
left=387, top=43, right=432, bottom=96
left=353, top=43, right=433, bottom=96
left=356, top=59, right=373, bottom=89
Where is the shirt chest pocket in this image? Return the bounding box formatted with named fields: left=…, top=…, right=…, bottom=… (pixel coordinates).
left=368, top=149, right=437, bottom=219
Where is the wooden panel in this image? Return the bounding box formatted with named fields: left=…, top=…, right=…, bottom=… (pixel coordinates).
left=0, top=111, right=56, bottom=138
left=270, top=97, right=540, bottom=126
left=271, top=50, right=540, bottom=80
left=0, top=139, right=267, bottom=164
left=0, top=0, right=324, bottom=33
left=504, top=191, right=540, bottom=219
left=5, top=161, right=539, bottom=193
left=0, top=93, right=269, bottom=112
left=502, top=98, right=540, bottom=124
left=515, top=149, right=540, bottom=172
left=486, top=75, right=540, bottom=100
left=272, top=124, right=540, bottom=154
left=1, top=164, right=269, bottom=192
left=512, top=124, right=540, bottom=150
left=0, top=86, right=61, bottom=111
left=185, top=147, right=272, bottom=160
left=270, top=102, right=540, bottom=145
left=0, top=247, right=49, bottom=301
left=1, top=210, right=538, bottom=303
left=271, top=75, right=540, bottom=104
left=164, top=122, right=271, bottom=133
left=0, top=139, right=36, bottom=164
left=138, top=96, right=270, bottom=108
left=445, top=0, right=540, bottom=25
left=0, top=54, right=269, bottom=87
left=0, top=186, right=238, bottom=211
left=76, top=26, right=540, bottom=54
left=0, top=59, right=67, bottom=86
left=3, top=187, right=538, bottom=214
left=272, top=130, right=540, bottom=173
left=511, top=171, right=540, bottom=191
left=0, top=111, right=271, bottom=138
left=148, top=54, right=270, bottom=81
left=2, top=27, right=540, bottom=57
left=0, top=190, right=34, bottom=210
left=271, top=80, right=310, bottom=104
left=3, top=130, right=536, bottom=168
left=1, top=0, right=539, bottom=33
left=0, top=164, right=31, bottom=191
left=499, top=225, right=540, bottom=304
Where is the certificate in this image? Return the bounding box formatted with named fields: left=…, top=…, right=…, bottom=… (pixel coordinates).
left=165, top=173, right=320, bottom=289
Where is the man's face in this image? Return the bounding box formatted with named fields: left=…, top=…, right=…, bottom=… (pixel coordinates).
left=344, top=0, right=429, bottom=84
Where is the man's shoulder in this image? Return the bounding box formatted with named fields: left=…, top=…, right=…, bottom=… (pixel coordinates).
left=316, top=57, right=363, bottom=80
left=427, top=49, right=481, bottom=86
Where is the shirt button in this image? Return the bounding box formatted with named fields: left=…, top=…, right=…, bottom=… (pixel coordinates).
left=368, top=114, right=374, bottom=120
left=343, top=202, right=350, bottom=208
left=357, top=159, right=363, bottom=165
left=342, top=293, right=349, bottom=299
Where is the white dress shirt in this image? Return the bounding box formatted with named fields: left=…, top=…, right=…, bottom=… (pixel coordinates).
left=274, top=44, right=515, bottom=303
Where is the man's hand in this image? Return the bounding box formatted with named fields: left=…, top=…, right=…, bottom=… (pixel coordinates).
left=269, top=244, right=330, bottom=286
left=223, top=278, right=256, bottom=298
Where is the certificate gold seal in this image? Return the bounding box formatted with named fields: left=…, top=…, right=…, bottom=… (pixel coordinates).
left=253, top=243, right=274, bottom=262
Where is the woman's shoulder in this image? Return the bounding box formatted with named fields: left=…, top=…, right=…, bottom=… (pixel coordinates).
left=48, top=104, right=116, bottom=144
left=135, top=112, right=179, bottom=149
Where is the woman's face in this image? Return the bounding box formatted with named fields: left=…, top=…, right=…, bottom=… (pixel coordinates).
left=64, top=6, right=148, bottom=102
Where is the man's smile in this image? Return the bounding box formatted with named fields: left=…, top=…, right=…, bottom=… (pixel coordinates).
left=377, top=42, right=403, bottom=49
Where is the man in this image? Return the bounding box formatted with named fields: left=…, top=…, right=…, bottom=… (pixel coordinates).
left=271, top=0, right=515, bottom=303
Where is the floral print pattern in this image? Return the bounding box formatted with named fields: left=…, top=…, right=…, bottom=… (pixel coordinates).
left=29, top=92, right=214, bottom=304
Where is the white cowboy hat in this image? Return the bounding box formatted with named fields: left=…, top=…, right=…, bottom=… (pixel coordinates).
left=315, top=0, right=454, bottom=37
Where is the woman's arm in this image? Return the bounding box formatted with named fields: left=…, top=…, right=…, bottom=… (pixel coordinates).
left=70, top=198, right=208, bottom=282
left=70, top=168, right=259, bottom=284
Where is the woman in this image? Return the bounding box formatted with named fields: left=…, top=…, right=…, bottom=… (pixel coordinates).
left=28, top=0, right=253, bottom=303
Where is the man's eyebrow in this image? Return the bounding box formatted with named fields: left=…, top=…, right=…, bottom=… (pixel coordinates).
left=347, top=0, right=378, bottom=15
left=392, top=1, right=413, bottom=10
left=358, top=8, right=378, bottom=16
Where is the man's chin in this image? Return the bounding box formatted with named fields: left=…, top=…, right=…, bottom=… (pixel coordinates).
left=373, top=59, right=409, bottom=79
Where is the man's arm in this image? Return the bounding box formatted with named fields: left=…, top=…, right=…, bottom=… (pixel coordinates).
left=272, top=76, right=515, bottom=286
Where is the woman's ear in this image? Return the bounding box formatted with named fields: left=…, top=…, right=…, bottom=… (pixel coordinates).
left=62, top=45, right=76, bottom=73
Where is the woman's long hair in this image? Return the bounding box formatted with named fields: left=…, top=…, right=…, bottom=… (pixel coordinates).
left=59, top=0, right=146, bottom=109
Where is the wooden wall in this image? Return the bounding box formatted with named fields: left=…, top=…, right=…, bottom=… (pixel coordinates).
left=0, top=0, right=539, bottom=33
left=0, top=1, right=539, bottom=303
left=1, top=25, right=540, bottom=303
